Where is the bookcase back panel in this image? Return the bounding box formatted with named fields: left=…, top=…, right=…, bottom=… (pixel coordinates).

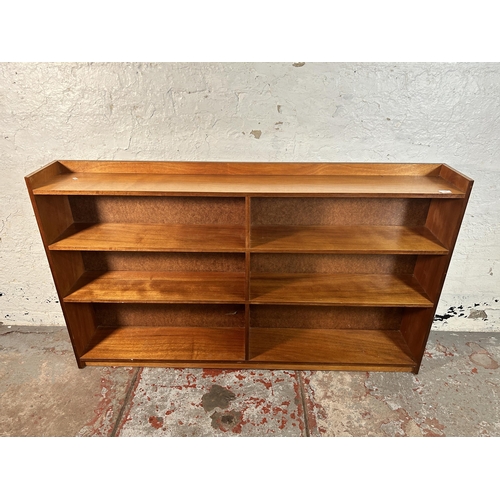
left=251, top=254, right=416, bottom=274
left=95, top=303, right=245, bottom=328
left=82, top=252, right=245, bottom=273
left=250, top=305, right=403, bottom=330
left=69, top=196, right=246, bottom=225
left=251, top=198, right=430, bottom=226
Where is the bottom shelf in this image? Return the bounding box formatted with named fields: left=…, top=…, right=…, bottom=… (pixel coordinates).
left=79, top=325, right=417, bottom=371
left=81, top=326, right=246, bottom=363
left=249, top=328, right=416, bottom=369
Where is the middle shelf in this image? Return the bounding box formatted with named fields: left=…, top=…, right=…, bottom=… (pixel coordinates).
left=64, top=271, right=246, bottom=304
left=250, top=273, right=432, bottom=307
left=49, top=223, right=246, bottom=252
left=62, top=271, right=432, bottom=307
left=48, top=222, right=448, bottom=255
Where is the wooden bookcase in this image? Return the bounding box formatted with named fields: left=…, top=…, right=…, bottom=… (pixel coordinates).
left=25, top=161, right=473, bottom=373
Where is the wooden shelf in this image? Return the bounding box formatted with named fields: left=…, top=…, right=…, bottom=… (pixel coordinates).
left=81, top=326, right=246, bottom=363
left=49, top=223, right=246, bottom=252
left=25, top=161, right=473, bottom=372
left=249, top=328, right=416, bottom=368
left=251, top=225, right=448, bottom=254
left=64, top=271, right=246, bottom=304
left=33, top=172, right=465, bottom=198
left=250, top=273, right=433, bottom=307
left=52, top=223, right=447, bottom=255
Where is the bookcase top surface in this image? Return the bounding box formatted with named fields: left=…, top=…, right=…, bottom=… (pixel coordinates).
left=31, top=172, right=465, bottom=197
left=27, top=161, right=472, bottom=198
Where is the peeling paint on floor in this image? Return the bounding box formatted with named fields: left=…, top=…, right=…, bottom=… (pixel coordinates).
left=116, top=368, right=306, bottom=436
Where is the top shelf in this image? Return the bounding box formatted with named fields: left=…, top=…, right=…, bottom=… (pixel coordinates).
left=32, top=172, right=466, bottom=198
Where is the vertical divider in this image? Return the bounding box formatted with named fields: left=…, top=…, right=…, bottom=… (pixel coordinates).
left=245, top=196, right=251, bottom=360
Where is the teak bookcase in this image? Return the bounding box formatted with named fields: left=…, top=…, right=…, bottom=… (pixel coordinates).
left=25, top=161, right=473, bottom=373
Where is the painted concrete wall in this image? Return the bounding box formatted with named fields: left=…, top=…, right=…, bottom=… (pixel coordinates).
left=0, top=62, right=498, bottom=330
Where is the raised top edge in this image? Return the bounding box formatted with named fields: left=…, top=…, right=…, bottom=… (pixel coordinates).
left=55, top=160, right=444, bottom=176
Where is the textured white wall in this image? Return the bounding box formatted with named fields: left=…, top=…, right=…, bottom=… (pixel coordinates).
left=0, top=62, right=498, bottom=330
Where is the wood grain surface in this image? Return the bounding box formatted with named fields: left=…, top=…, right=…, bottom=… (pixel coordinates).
left=82, top=326, right=245, bottom=361
left=58, top=160, right=443, bottom=176
left=250, top=225, right=448, bottom=254
left=33, top=173, right=466, bottom=197
left=64, top=271, right=246, bottom=303
left=250, top=273, right=433, bottom=307
left=50, top=223, right=246, bottom=252
left=249, top=328, right=416, bottom=366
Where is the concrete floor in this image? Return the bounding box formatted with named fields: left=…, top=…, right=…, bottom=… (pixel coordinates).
left=1, top=325, right=499, bottom=437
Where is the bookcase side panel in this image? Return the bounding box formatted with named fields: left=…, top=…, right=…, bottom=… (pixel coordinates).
left=401, top=185, right=473, bottom=368
left=26, top=190, right=97, bottom=366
